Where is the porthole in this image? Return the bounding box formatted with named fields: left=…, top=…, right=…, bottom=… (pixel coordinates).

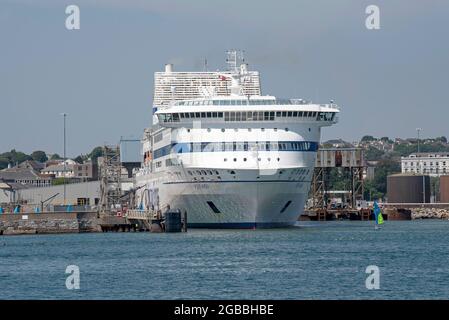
left=258, top=158, right=261, bottom=161
left=224, top=158, right=227, bottom=162
left=234, top=128, right=238, bottom=132
left=248, top=128, right=252, bottom=132
left=187, top=129, right=191, bottom=132
left=233, top=158, right=237, bottom=162
left=215, top=170, right=219, bottom=175
left=261, top=128, right=265, bottom=132
left=221, top=128, right=225, bottom=132
left=274, top=128, right=278, bottom=132
left=243, top=158, right=247, bottom=161
left=308, top=128, right=311, bottom=132
left=207, top=128, right=211, bottom=132
left=285, top=128, right=289, bottom=132
left=267, top=158, right=271, bottom=161
left=277, top=158, right=280, bottom=162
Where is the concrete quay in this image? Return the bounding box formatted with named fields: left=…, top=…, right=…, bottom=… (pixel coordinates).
left=0, top=212, right=101, bottom=235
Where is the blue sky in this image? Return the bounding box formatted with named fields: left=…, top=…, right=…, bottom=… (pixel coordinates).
left=1, top=0, right=449, bottom=156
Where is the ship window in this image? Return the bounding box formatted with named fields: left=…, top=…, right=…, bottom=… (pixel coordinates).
left=180, top=113, right=185, bottom=118
left=212, top=112, right=217, bottom=117
left=201, top=112, right=206, bottom=118
left=282, top=111, right=287, bottom=117
left=236, top=112, right=241, bottom=121
left=195, top=112, right=200, bottom=118
left=293, top=111, right=298, bottom=117
left=230, top=112, right=236, bottom=121
left=264, top=112, right=269, bottom=121
left=298, top=111, right=303, bottom=117
left=258, top=111, right=263, bottom=120
left=287, top=111, right=292, bottom=117
left=276, top=111, right=281, bottom=117
left=207, top=112, right=212, bottom=118
left=241, top=112, right=247, bottom=121
left=218, top=112, right=223, bottom=118
left=312, top=112, right=317, bottom=117
left=224, top=113, right=229, bottom=121
left=270, top=112, right=275, bottom=120
left=225, top=142, right=233, bottom=151
left=230, top=100, right=236, bottom=105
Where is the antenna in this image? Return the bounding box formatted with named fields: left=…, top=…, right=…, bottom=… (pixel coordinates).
left=204, top=57, right=208, bottom=72
left=226, top=49, right=245, bottom=73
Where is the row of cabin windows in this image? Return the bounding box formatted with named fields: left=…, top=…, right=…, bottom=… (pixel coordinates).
left=175, top=99, right=293, bottom=106
left=159, top=111, right=332, bottom=122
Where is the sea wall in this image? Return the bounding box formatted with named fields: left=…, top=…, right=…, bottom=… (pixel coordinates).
left=0, top=212, right=101, bottom=235
left=411, top=208, right=449, bottom=220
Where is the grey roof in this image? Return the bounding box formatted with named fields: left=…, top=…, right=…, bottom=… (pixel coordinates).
left=42, top=164, right=74, bottom=172
left=0, top=167, right=49, bottom=181
left=17, top=160, right=46, bottom=171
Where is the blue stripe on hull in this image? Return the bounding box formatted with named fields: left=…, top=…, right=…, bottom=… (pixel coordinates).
left=187, top=222, right=295, bottom=229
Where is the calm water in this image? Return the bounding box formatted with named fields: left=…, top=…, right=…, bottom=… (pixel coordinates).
left=1, top=220, right=449, bottom=300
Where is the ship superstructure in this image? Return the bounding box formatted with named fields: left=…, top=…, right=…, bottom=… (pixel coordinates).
left=135, top=51, right=339, bottom=228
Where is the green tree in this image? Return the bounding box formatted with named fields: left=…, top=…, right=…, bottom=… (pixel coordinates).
left=73, top=155, right=84, bottom=164
left=31, top=150, right=48, bottom=163
left=365, top=146, right=385, bottom=161
left=364, top=159, right=401, bottom=200
left=0, top=157, right=10, bottom=170
left=361, top=135, right=376, bottom=142
left=50, top=154, right=62, bottom=160
left=89, top=147, right=104, bottom=163
left=0, top=149, right=31, bottom=166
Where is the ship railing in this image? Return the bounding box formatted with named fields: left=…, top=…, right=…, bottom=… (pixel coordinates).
left=125, top=209, right=157, bottom=220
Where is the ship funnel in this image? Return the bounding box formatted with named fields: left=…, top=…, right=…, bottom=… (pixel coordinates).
left=165, top=63, right=173, bottom=73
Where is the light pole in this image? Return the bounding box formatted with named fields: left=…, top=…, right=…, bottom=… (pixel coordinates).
left=61, top=113, right=67, bottom=206
left=416, top=127, right=422, bottom=154
left=416, top=128, right=426, bottom=203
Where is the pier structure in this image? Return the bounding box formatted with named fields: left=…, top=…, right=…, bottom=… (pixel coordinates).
left=305, top=148, right=366, bottom=220
left=98, top=145, right=122, bottom=215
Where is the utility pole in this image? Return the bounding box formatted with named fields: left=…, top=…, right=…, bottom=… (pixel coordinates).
left=416, top=127, right=422, bottom=154
left=61, top=113, right=67, bottom=206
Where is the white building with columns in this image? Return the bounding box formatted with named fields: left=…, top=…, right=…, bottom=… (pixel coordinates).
left=401, top=153, right=449, bottom=177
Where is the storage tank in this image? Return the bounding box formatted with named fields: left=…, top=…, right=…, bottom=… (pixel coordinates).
left=439, top=175, right=449, bottom=203
left=387, top=174, right=430, bottom=203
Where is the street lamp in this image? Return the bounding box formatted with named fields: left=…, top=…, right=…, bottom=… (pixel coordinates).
left=416, top=128, right=422, bottom=154
left=61, top=113, right=67, bottom=206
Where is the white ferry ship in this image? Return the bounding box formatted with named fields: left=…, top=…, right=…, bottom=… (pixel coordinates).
left=135, top=51, right=339, bottom=228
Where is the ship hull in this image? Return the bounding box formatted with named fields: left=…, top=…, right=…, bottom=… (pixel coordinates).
left=135, top=169, right=312, bottom=228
